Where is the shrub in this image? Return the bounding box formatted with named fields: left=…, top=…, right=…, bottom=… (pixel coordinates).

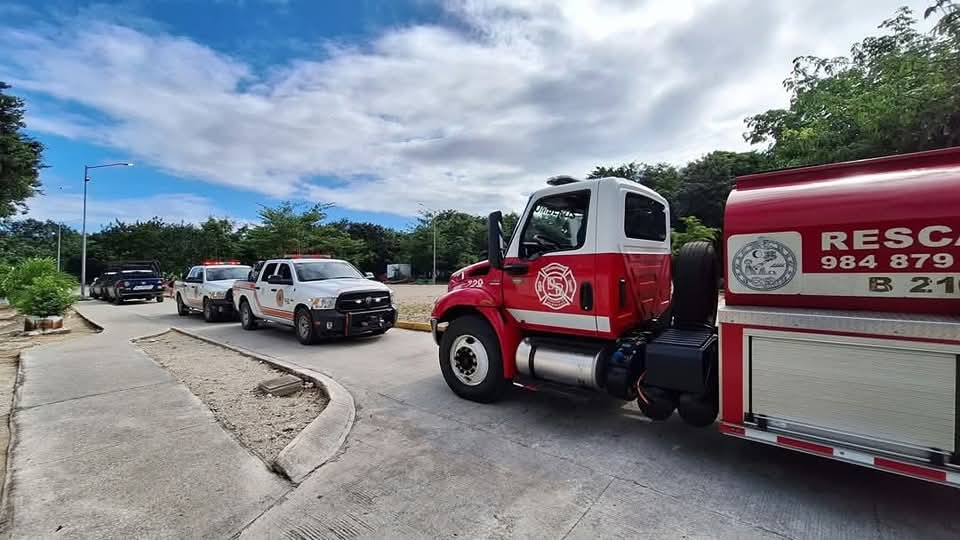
left=671, top=216, right=719, bottom=255
left=18, top=274, right=76, bottom=317
left=4, top=258, right=77, bottom=314
left=0, top=264, right=12, bottom=300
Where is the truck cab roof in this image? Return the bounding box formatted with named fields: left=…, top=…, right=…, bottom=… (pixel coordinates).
left=528, top=176, right=669, bottom=207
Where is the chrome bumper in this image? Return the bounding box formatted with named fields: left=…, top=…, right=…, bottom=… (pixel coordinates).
left=430, top=318, right=441, bottom=345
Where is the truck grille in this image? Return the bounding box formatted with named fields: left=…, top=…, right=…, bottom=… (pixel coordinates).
left=336, top=291, right=391, bottom=313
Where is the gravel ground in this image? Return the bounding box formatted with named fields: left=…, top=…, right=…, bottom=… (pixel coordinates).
left=389, top=284, right=447, bottom=323
left=136, top=331, right=327, bottom=464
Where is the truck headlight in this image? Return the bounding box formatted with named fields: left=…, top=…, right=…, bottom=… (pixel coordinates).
left=389, top=290, right=396, bottom=305
left=209, top=290, right=226, bottom=299
left=309, top=297, right=337, bottom=310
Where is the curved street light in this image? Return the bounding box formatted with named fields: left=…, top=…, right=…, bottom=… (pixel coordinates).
left=80, top=162, right=134, bottom=298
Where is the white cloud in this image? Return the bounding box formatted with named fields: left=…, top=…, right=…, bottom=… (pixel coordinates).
left=0, top=0, right=930, bottom=217
left=22, top=191, right=233, bottom=230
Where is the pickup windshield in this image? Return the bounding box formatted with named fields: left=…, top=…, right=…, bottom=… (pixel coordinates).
left=294, top=261, right=364, bottom=282
left=206, top=267, right=251, bottom=281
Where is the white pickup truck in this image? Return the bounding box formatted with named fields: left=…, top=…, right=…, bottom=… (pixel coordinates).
left=232, top=256, right=396, bottom=344
left=174, top=262, right=252, bottom=322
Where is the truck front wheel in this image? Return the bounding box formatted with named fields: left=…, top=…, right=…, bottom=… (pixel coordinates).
left=439, top=315, right=507, bottom=403
left=203, top=298, right=217, bottom=323
left=176, top=294, right=189, bottom=316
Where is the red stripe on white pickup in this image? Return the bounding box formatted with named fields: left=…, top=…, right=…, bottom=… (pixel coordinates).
left=719, top=423, right=957, bottom=486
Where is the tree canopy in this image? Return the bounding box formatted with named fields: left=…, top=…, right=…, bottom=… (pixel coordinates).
left=0, top=82, right=44, bottom=218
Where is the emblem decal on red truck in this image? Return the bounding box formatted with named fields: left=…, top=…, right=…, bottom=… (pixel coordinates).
left=732, top=237, right=798, bottom=291
left=535, top=262, right=577, bottom=310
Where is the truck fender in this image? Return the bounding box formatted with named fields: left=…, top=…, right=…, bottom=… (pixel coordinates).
left=433, top=289, right=521, bottom=379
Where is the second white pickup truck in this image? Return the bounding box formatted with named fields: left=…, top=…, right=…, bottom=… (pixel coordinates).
left=232, top=256, right=396, bottom=344
left=174, top=262, right=252, bottom=322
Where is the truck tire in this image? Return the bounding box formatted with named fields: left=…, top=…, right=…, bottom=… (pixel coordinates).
left=637, top=386, right=676, bottom=421
left=672, top=241, right=720, bottom=327
left=203, top=298, right=216, bottom=323
left=176, top=294, right=190, bottom=316
left=295, top=307, right=317, bottom=345
left=439, top=315, right=507, bottom=403
left=239, top=299, right=258, bottom=330
left=156, top=295, right=164, bottom=303
left=113, top=293, right=123, bottom=305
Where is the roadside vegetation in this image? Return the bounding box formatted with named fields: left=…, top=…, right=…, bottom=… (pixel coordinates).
left=1, top=3, right=958, bottom=282
left=0, top=258, right=76, bottom=318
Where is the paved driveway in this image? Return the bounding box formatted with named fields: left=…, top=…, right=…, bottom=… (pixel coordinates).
left=89, top=300, right=960, bottom=539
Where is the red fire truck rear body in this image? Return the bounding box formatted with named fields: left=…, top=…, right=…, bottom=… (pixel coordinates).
left=719, top=148, right=960, bottom=486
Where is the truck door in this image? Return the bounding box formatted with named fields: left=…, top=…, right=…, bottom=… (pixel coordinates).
left=257, top=262, right=294, bottom=322
left=502, top=187, right=599, bottom=336
left=184, top=266, right=203, bottom=308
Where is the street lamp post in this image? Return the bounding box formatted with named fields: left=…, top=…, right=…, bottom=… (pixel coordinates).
left=418, top=203, right=438, bottom=285
left=56, top=222, right=62, bottom=271
left=80, top=162, right=133, bottom=298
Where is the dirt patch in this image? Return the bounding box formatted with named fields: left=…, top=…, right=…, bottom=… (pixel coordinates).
left=136, top=331, right=328, bottom=465
left=0, top=306, right=99, bottom=360
left=390, top=284, right=447, bottom=323
left=396, top=302, right=434, bottom=323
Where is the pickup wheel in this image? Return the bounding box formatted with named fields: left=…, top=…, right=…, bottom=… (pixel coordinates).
left=203, top=298, right=217, bottom=323
left=295, top=307, right=317, bottom=345
left=239, top=299, right=258, bottom=330
left=156, top=295, right=164, bottom=303
left=112, top=292, right=123, bottom=305
left=439, top=315, right=507, bottom=403
left=176, top=294, right=190, bottom=316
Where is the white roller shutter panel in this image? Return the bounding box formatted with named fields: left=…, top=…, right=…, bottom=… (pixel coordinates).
left=750, top=336, right=957, bottom=452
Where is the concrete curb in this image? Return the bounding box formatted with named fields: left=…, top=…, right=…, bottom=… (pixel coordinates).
left=168, top=327, right=356, bottom=484
left=394, top=320, right=431, bottom=332
left=69, top=303, right=105, bottom=332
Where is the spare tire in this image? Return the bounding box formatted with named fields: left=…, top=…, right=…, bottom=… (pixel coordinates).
left=672, top=241, right=720, bottom=327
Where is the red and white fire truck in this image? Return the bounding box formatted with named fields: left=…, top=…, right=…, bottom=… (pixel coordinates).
left=431, top=147, right=960, bottom=487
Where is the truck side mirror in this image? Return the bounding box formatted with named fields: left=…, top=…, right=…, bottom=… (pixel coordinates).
left=488, top=211, right=504, bottom=270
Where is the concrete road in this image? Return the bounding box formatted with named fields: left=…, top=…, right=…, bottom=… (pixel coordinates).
left=90, top=300, right=960, bottom=538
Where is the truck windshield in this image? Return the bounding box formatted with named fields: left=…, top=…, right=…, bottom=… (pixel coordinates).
left=206, top=267, right=251, bottom=281
left=294, top=261, right=364, bottom=281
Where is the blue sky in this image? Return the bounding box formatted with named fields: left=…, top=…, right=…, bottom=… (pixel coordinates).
left=1, top=0, right=927, bottom=231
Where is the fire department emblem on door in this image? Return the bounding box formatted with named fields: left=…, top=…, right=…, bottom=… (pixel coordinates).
left=276, top=289, right=284, bottom=306
left=535, top=262, right=577, bottom=310
left=732, top=237, right=798, bottom=291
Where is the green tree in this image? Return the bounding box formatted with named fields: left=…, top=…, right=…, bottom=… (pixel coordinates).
left=588, top=162, right=682, bottom=204
left=242, top=201, right=331, bottom=258
left=671, top=216, right=719, bottom=255
left=746, top=6, right=960, bottom=167
left=675, top=151, right=771, bottom=229
left=0, top=219, right=81, bottom=264
left=0, top=82, right=44, bottom=218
